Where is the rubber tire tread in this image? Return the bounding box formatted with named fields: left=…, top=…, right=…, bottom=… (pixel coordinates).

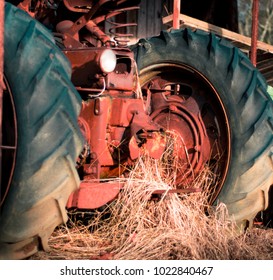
left=131, top=29, right=273, bottom=228
left=0, top=3, right=84, bottom=259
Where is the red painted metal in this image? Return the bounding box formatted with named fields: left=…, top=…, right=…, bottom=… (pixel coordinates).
left=130, top=132, right=166, bottom=160
left=64, top=48, right=135, bottom=91
left=64, top=48, right=112, bottom=87
left=142, top=77, right=212, bottom=184
left=173, top=0, right=181, bottom=29
left=65, top=41, right=225, bottom=209
left=66, top=181, right=122, bottom=209
left=85, top=20, right=112, bottom=46
left=11, top=0, right=229, bottom=210
left=66, top=0, right=110, bottom=37
left=250, top=0, right=259, bottom=66
left=62, top=0, right=140, bottom=48
left=0, top=0, right=230, bottom=213
left=76, top=94, right=165, bottom=181
left=139, top=62, right=230, bottom=202
left=56, top=20, right=80, bottom=42
left=66, top=181, right=201, bottom=209
left=0, top=0, right=265, bottom=226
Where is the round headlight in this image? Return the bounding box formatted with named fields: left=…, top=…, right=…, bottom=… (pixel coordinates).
left=99, top=49, right=117, bottom=73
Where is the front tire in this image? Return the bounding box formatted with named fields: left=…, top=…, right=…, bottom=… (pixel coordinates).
left=0, top=3, right=83, bottom=259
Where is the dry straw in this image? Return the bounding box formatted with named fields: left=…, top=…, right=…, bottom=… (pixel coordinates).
left=31, top=149, right=273, bottom=260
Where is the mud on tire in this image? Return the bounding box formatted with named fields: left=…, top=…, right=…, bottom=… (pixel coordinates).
left=0, top=3, right=83, bottom=259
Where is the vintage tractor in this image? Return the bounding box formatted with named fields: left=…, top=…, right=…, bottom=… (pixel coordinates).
left=0, top=0, right=273, bottom=259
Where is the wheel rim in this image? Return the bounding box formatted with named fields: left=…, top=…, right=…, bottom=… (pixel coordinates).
left=140, top=63, right=231, bottom=203
left=0, top=76, right=17, bottom=208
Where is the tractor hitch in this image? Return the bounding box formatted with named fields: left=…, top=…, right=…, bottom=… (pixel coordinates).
left=66, top=181, right=202, bottom=210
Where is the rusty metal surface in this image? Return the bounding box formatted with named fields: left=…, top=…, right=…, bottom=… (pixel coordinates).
left=66, top=180, right=203, bottom=209
left=73, top=58, right=230, bottom=208
left=79, top=97, right=114, bottom=179
left=173, top=0, right=181, bottom=29
left=250, top=0, right=259, bottom=66
left=139, top=63, right=230, bottom=201
left=63, top=0, right=93, bottom=13
left=66, top=182, right=203, bottom=209
left=64, top=48, right=135, bottom=91
left=77, top=94, right=166, bottom=181
left=129, top=131, right=166, bottom=160
left=141, top=75, right=213, bottom=183
left=65, top=0, right=110, bottom=37
left=64, top=48, right=110, bottom=86
left=71, top=51, right=230, bottom=208
left=9, top=0, right=232, bottom=210
left=107, top=6, right=139, bottom=47
left=152, top=188, right=202, bottom=194
left=85, top=20, right=112, bottom=46
left=66, top=181, right=122, bottom=209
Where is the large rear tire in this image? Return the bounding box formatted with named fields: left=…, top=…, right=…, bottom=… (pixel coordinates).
left=131, top=29, right=273, bottom=229
left=0, top=3, right=83, bottom=259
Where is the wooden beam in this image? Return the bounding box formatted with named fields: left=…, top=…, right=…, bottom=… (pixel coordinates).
left=163, top=13, right=273, bottom=54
